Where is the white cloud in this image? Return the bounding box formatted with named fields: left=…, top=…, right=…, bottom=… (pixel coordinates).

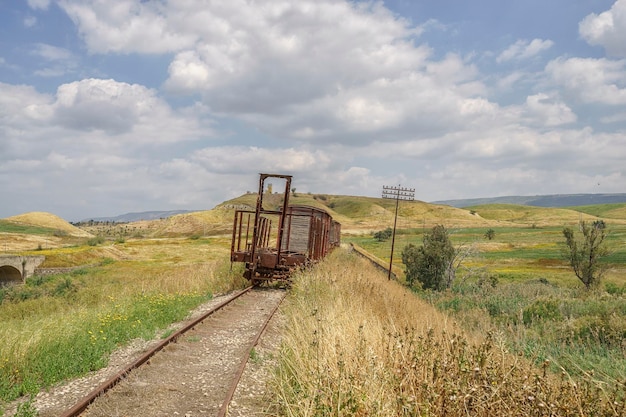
left=497, top=39, right=554, bottom=63
left=24, top=16, right=38, bottom=27
left=0, top=79, right=211, bottom=164
left=33, top=43, right=74, bottom=61
left=546, top=57, right=626, bottom=105
left=48, top=78, right=213, bottom=142
left=27, top=0, right=50, bottom=10
left=30, top=43, right=78, bottom=77
left=190, top=146, right=331, bottom=175
left=579, top=0, right=626, bottom=57
left=523, top=93, right=577, bottom=127
left=55, top=0, right=491, bottom=146
left=58, top=0, right=197, bottom=54
left=52, top=79, right=163, bottom=133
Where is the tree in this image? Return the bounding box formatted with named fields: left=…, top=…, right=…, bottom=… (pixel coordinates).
left=373, top=227, right=393, bottom=242
left=402, top=225, right=455, bottom=290
left=484, top=228, right=495, bottom=240
left=562, top=220, right=609, bottom=289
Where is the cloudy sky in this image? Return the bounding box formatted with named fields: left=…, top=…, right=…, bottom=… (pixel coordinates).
left=1, top=0, right=625, bottom=221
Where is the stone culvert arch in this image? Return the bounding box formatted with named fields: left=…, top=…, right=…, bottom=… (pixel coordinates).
left=0, top=255, right=45, bottom=285
left=0, top=265, right=22, bottom=284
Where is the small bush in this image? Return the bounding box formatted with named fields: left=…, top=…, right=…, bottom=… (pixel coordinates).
left=53, top=278, right=76, bottom=296
left=522, top=299, right=562, bottom=325
left=605, top=282, right=626, bottom=295
left=86, top=236, right=105, bottom=246
left=26, top=275, right=50, bottom=287
left=101, top=258, right=115, bottom=266
left=373, top=227, right=392, bottom=242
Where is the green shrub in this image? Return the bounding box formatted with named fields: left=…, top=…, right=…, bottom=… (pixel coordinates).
left=522, top=299, right=562, bottom=325
left=53, top=278, right=75, bottom=297
left=605, top=282, right=626, bottom=295
left=101, top=258, right=115, bottom=266
left=563, top=315, right=626, bottom=348
left=402, top=225, right=455, bottom=290
left=373, top=227, right=392, bottom=242
left=70, top=268, right=88, bottom=276
left=86, top=236, right=105, bottom=246
left=26, top=275, right=51, bottom=287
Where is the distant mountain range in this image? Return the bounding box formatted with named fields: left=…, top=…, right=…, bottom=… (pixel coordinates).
left=433, top=193, right=626, bottom=208
left=79, top=210, right=198, bottom=223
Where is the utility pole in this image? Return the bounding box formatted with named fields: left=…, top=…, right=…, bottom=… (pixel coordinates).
left=382, top=184, right=415, bottom=280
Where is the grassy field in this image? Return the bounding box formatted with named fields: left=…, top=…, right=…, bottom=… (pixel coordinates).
left=0, top=235, right=245, bottom=412
left=344, top=218, right=626, bottom=385
left=272, top=249, right=625, bottom=416
left=1, top=200, right=625, bottom=415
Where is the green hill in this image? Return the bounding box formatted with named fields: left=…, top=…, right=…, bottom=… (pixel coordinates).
left=464, top=203, right=613, bottom=226
left=7, top=197, right=626, bottom=242
left=567, top=203, right=626, bottom=220
left=220, top=193, right=500, bottom=233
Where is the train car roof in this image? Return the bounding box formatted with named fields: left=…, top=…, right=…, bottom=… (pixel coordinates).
left=288, top=204, right=331, bottom=214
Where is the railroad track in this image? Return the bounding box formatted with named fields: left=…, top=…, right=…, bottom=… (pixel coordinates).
left=56, top=287, right=285, bottom=417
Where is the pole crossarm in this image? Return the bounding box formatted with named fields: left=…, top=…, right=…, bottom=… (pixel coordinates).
left=382, top=185, right=415, bottom=201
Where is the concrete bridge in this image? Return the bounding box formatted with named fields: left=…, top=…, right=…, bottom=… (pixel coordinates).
left=0, top=255, right=45, bottom=285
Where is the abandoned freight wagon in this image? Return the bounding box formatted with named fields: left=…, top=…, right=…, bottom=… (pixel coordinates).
left=230, top=173, right=340, bottom=283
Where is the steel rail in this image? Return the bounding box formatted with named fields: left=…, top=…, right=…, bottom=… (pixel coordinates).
left=217, top=289, right=286, bottom=417
left=59, top=285, right=254, bottom=417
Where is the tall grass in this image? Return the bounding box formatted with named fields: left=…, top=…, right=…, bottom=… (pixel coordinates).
left=425, top=278, right=626, bottom=383
left=271, top=248, right=625, bottom=416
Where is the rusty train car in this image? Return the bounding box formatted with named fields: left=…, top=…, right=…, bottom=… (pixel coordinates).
left=230, top=173, right=340, bottom=283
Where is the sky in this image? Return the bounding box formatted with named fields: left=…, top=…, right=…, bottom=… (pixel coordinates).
left=1, top=0, right=625, bottom=221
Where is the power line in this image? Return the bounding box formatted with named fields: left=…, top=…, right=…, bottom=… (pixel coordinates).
left=382, top=184, right=415, bottom=280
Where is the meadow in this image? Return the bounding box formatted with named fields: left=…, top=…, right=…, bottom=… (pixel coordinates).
left=0, top=235, right=246, bottom=413
left=271, top=249, right=625, bottom=416
left=1, top=200, right=625, bottom=416
left=344, top=221, right=626, bottom=384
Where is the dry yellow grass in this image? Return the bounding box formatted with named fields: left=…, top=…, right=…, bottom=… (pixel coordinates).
left=150, top=208, right=236, bottom=236
left=0, top=232, right=62, bottom=252
left=4, top=212, right=92, bottom=237
left=467, top=204, right=626, bottom=226
left=271, top=248, right=625, bottom=416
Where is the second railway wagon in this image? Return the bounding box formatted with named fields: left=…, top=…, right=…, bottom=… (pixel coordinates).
left=230, top=173, right=340, bottom=283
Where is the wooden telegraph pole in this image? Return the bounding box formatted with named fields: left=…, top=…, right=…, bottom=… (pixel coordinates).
left=382, top=184, right=415, bottom=280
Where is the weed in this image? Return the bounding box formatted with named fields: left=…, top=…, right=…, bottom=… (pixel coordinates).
left=14, top=396, right=37, bottom=417
left=52, top=278, right=75, bottom=297
left=160, top=329, right=175, bottom=340
left=100, top=258, right=115, bottom=266
left=249, top=348, right=260, bottom=364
